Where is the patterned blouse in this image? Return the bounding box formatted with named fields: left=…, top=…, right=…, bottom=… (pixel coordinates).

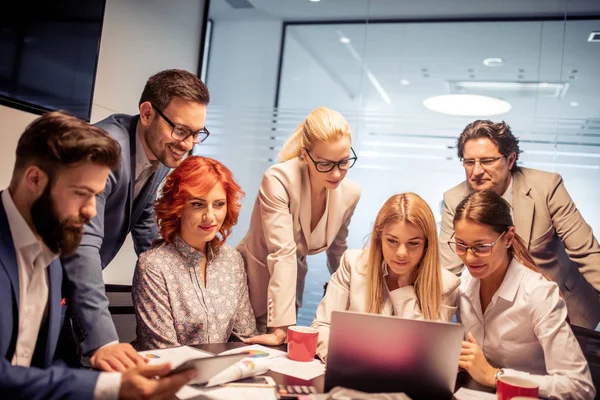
left=132, top=236, right=257, bottom=350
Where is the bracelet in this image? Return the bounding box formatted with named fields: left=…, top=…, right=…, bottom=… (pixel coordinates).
left=494, top=368, right=505, bottom=388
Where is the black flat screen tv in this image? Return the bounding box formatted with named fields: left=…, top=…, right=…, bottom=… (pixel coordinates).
left=0, top=0, right=106, bottom=120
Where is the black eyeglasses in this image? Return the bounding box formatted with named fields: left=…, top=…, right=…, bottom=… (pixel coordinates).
left=304, top=147, right=358, bottom=173
left=447, top=231, right=506, bottom=257
left=461, top=155, right=504, bottom=168
left=151, top=103, right=210, bottom=144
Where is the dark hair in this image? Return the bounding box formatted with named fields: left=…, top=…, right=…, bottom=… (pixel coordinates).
left=139, top=69, right=210, bottom=110
left=453, top=190, right=539, bottom=273
left=13, top=111, right=121, bottom=181
left=456, top=120, right=521, bottom=172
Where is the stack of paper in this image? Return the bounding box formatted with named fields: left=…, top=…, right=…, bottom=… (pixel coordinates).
left=218, top=344, right=326, bottom=381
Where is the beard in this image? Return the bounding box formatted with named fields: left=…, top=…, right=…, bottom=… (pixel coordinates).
left=30, top=182, right=90, bottom=256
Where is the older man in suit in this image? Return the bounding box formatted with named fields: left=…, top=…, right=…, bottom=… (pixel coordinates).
left=439, top=120, right=600, bottom=329
left=61, top=69, right=211, bottom=370
left=0, top=112, right=195, bottom=399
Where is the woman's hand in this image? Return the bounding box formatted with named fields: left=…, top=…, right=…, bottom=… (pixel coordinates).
left=459, top=332, right=497, bottom=387
left=243, top=326, right=288, bottom=345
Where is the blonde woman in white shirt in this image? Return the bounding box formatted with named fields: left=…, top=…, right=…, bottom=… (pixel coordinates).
left=450, top=190, right=595, bottom=400
left=311, top=193, right=460, bottom=362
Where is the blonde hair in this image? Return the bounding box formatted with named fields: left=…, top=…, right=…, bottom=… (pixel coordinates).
left=278, top=106, right=351, bottom=162
left=364, top=193, right=443, bottom=319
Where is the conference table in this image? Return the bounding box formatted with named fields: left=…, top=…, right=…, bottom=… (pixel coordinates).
left=191, top=342, right=494, bottom=397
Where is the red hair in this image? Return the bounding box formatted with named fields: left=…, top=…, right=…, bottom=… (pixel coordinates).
left=154, top=156, right=244, bottom=249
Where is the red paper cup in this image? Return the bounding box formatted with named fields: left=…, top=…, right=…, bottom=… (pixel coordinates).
left=497, top=376, right=539, bottom=400
left=287, top=326, right=319, bottom=362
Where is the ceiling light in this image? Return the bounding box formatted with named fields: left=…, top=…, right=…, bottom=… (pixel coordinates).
left=588, top=32, right=600, bottom=42
left=483, top=57, right=504, bottom=67
left=423, top=94, right=511, bottom=116
left=340, top=37, right=351, bottom=44
left=309, top=0, right=321, bottom=2
left=570, top=101, right=579, bottom=107
left=400, top=79, right=410, bottom=86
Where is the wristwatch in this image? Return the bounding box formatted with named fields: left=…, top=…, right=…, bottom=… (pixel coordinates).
left=494, top=368, right=505, bottom=388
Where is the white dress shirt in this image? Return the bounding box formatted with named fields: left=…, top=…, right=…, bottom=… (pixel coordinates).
left=134, top=127, right=160, bottom=200
left=458, top=258, right=595, bottom=399
left=2, top=190, right=121, bottom=400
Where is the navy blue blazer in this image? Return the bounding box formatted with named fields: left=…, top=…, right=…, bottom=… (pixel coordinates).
left=0, top=195, right=99, bottom=399
left=61, top=114, right=170, bottom=354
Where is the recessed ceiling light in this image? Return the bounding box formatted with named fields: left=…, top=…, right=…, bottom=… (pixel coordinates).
left=400, top=79, right=410, bottom=86
left=340, top=37, right=351, bottom=44
left=588, top=31, right=600, bottom=42
left=483, top=57, right=504, bottom=67
left=309, top=0, right=321, bottom=2
left=570, top=101, right=579, bottom=107
left=423, top=94, right=511, bottom=116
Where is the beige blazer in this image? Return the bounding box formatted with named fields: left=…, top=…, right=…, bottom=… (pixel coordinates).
left=310, top=249, right=460, bottom=362
left=237, top=157, right=361, bottom=329
left=439, top=167, right=600, bottom=329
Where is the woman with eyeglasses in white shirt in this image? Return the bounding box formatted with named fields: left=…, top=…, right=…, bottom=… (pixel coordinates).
left=449, top=190, right=595, bottom=400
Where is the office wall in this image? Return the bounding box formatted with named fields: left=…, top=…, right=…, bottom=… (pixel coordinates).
left=0, top=0, right=207, bottom=285
left=97, top=0, right=206, bottom=284
left=0, top=106, right=39, bottom=188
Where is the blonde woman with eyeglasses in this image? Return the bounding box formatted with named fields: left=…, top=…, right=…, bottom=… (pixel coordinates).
left=238, top=106, right=361, bottom=346
left=452, top=190, right=594, bottom=399
left=310, top=193, right=460, bottom=362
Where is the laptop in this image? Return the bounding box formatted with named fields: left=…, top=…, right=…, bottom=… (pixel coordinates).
left=324, top=311, right=464, bottom=399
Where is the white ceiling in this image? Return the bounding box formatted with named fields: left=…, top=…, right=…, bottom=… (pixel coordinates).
left=210, top=0, right=600, bottom=22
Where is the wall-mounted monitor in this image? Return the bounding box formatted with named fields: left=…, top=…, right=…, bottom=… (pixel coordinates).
left=0, top=0, right=106, bottom=120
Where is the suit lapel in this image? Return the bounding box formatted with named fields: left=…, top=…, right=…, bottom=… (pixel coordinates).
left=299, top=162, right=312, bottom=248
left=0, top=196, right=20, bottom=310
left=512, top=170, right=534, bottom=246
left=127, top=117, right=139, bottom=229
left=45, top=258, right=62, bottom=364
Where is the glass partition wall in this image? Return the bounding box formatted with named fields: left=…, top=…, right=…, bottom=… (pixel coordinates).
left=201, top=0, right=600, bottom=326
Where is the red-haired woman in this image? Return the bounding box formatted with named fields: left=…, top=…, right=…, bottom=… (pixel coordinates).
left=132, top=156, right=257, bottom=350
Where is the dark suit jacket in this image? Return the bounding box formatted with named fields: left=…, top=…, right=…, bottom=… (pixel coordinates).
left=61, top=114, right=170, bottom=354
left=439, top=167, right=600, bottom=329
left=0, top=195, right=99, bottom=399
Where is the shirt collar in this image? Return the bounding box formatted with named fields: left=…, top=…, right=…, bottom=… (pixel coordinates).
left=381, top=261, right=390, bottom=277
left=501, top=175, right=514, bottom=206
left=493, top=257, right=524, bottom=303
left=174, top=235, right=210, bottom=266
left=461, top=257, right=523, bottom=305
left=135, top=125, right=160, bottom=178
left=1, top=189, right=57, bottom=265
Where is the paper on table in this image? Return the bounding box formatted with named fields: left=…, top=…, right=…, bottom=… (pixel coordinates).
left=218, top=344, right=287, bottom=360
left=177, top=385, right=277, bottom=400
left=139, top=346, right=213, bottom=367
left=453, top=387, right=497, bottom=400
left=269, top=357, right=326, bottom=380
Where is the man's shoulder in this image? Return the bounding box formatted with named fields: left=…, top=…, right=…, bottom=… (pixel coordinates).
left=444, top=180, right=471, bottom=207
left=94, top=113, right=137, bottom=143
left=514, top=167, right=561, bottom=194
left=516, top=166, right=557, bottom=182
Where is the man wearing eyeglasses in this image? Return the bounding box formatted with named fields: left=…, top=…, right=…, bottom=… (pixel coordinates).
left=61, top=69, right=211, bottom=372
left=439, top=119, right=600, bottom=329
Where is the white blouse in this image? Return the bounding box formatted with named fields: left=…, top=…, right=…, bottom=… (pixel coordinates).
left=311, top=249, right=460, bottom=362
left=458, top=258, right=595, bottom=399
